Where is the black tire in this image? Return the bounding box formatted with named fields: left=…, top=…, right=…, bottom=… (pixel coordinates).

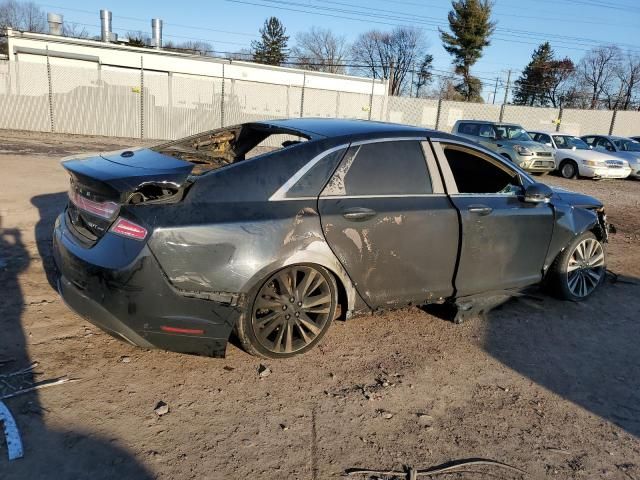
left=546, top=231, right=606, bottom=301
left=235, top=264, right=338, bottom=358
left=559, top=159, right=578, bottom=179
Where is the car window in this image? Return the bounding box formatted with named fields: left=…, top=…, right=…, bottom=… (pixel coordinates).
left=440, top=144, right=522, bottom=195
left=614, top=138, right=640, bottom=152
left=553, top=135, right=589, bottom=150
left=285, top=147, right=347, bottom=198
left=496, top=125, right=532, bottom=141
left=582, top=136, right=595, bottom=146
left=323, top=141, right=432, bottom=196
left=478, top=124, right=495, bottom=138
left=534, top=133, right=551, bottom=145
left=458, top=123, right=479, bottom=136
left=595, top=137, right=615, bottom=151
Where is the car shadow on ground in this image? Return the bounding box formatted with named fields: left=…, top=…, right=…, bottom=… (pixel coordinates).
left=31, top=191, right=68, bottom=291
left=481, top=280, right=640, bottom=438
left=0, top=211, right=154, bottom=478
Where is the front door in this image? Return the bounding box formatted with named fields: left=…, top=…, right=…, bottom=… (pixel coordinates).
left=432, top=141, right=554, bottom=296
left=318, top=140, right=459, bottom=308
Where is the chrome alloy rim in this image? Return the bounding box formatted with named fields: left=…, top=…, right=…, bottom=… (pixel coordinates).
left=252, top=266, right=334, bottom=354
left=567, top=238, right=605, bottom=297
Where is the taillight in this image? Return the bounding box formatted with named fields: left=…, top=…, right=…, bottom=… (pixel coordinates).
left=69, top=189, right=118, bottom=219
left=110, top=218, right=147, bottom=240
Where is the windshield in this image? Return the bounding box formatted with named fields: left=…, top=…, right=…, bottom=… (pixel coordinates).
left=553, top=135, right=590, bottom=150
left=613, top=138, right=640, bottom=152
left=495, top=125, right=533, bottom=142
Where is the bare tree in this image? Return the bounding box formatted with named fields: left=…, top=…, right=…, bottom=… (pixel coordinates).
left=226, top=48, right=253, bottom=61
left=0, top=0, right=46, bottom=32
left=578, top=45, right=622, bottom=109
left=126, top=31, right=151, bottom=47
left=163, top=39, right=213, bottom=56
left=413, top=53, right=434, bottom=97
left=351, top=26, right=428, bottom=96
left=62, top=22, right=90, bottom=39
left=291, top=27, right=348, bottom=74
left=616, top=52, right=640, bottom=110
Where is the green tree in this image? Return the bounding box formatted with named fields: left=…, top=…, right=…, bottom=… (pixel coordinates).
left=413, top=54, right=434, bottom=97
left=439, top=0, right=496, bottom=102
left=513, top=42, right=554, bottom=106
left=252, top=17, right=289, bottom=66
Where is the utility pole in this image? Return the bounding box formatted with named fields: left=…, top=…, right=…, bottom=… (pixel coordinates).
left=502, top=69, right=512, bottom=105
left=492, top=77, right=499, bottom=104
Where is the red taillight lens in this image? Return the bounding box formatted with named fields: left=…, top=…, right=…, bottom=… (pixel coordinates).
left=110, top=218, right=147, bottom=241
left=69, top=189, right=118, bottom=219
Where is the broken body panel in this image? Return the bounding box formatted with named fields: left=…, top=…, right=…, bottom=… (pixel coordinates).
left=53, top=118, right=607, bottom=357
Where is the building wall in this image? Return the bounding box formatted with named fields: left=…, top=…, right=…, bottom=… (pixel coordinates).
left=6, top=30, right=386, bottom=96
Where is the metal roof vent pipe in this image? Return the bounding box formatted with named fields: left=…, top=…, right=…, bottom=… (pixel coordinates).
left=100, top=9, right=112, bottom=42
left=151, top=18, right=162, bottom=49
left=47, top=13, right=63, bottom=36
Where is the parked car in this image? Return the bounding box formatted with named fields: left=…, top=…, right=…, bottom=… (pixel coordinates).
left=529, top=131, right=631, bottom=179
left=581, top=135, right=640, bottom=179
left=53, top=119, right=609, bottom=359
left=630, top=136, right=640, bottom=142
left=452, top=120, right=556, bottom=174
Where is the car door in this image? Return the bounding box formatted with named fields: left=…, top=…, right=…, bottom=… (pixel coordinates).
left=318, top=139, right=459, bottom=308
left=431, top=140, right=554, bottom=296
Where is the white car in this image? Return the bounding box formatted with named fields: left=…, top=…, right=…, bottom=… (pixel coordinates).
left=529, top=131, right=631, bottom=179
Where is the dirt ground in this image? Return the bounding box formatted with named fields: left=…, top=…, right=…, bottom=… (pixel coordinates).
left=1, top=129, right=639, bottom=480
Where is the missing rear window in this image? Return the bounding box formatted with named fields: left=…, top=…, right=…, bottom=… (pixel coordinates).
left=152, top=124, right=309, bottom=174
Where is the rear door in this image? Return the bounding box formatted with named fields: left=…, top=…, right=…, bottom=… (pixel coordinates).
left=318, top=139, right=459, bottom=308
left=431, top=140, right=554, bottom=296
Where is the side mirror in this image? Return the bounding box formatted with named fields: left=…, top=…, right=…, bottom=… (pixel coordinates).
left=545, top=142, right=553, bottom=148
left=523, top=183, right=553, bottom=204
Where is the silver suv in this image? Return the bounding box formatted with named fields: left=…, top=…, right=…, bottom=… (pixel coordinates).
left=452, top=120, right=556, bottom=174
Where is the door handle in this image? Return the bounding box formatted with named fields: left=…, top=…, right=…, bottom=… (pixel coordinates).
left=342, top=207, right=376, bottom=221
left=468, top=205, right=493, bottom=216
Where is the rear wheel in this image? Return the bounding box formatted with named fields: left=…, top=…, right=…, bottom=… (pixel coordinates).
left=559, top=160, right=578, bottom=179
left=235, top=264, right=337, bottom=358
left=547, top=231, right=606, bottom=301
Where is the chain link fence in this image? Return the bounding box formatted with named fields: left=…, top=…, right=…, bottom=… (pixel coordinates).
left=1, top=59, right=639, bottom=140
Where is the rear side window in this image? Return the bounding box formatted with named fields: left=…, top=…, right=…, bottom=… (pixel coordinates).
left=458, top=123, right=479, bottom=136
left=323, top=141, right=432, bottom=196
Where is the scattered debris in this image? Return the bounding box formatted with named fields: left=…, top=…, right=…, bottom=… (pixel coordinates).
left=1, top=377, right=77, bottom=401
left=120, top=356, right=131, bottom=363
left=223, top=366, right=235, bottom=372
left=416, top=413, right=433, bottom=425
left=0, top=400, right=23, bottom=460
left=279, top=424, right=289, bottom=431
left=258, top=364, right=272, bottom=378
left=377, top=410, right=393, bottom=419
left=346, top=458, right=527, bottom=478
left=154, top=401, right=169, bottom=417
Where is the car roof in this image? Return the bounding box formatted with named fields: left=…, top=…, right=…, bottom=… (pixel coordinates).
left=257, top=118, right=432, bottom=139
left=455, top=120, right=520, bottom=127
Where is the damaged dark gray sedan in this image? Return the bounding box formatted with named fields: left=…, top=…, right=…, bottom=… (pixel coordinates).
left=53, top=119, right=609, bottom=358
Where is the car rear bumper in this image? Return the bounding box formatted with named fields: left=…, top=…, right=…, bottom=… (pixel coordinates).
left=53, top=212, right=240, bottom=357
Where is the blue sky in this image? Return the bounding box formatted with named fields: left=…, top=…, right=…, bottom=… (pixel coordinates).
left=40, top=0, right=640, bottom=99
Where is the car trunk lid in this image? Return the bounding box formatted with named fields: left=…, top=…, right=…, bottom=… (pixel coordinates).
left=62, top=149, right=194, bottom=243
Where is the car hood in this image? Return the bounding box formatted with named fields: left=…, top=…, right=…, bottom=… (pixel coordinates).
left=550, top=186, right=603, bottom=209
left=499, top=139, right=552, bottom=151
left=562, top=149, right=624, bottom=162
left=610, top=150, right=640, bottom=164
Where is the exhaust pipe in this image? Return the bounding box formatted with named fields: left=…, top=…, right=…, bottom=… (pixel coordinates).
left=151, top=18, right=162, bottom=49
left=47, top=13, right=63, bottom=36
left=100, top=9, right=112, bottom=42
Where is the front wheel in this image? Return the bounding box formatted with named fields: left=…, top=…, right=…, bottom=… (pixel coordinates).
left=560, top=160, right=578, bottom=179
left=235, top=264, right=338, bottom=358
left=546, top=231, right=606, bottom=301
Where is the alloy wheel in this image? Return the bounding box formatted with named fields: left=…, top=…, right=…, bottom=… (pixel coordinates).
left=566, top=238, right=605, bottom=298
left=251, top=266, right=335, bottom=354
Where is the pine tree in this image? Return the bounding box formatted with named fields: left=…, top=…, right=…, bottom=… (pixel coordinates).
left=513, top=42, right=554, bottom=106
left=252, top=17, right=289, bottom=66
left=440, top=0, right=496, bottom=102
